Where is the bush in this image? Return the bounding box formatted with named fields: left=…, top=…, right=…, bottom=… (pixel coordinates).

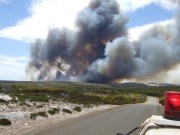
left=29, top=94, right=49, bottom=102
left=30, top=111, right=48, bottom=120
left=48, top=110, right=56, bottom=115
left=108, top=94, right=146, bottom=105
left=36, top=105, right=43, bottom=108
left=19, top=102, right=31, bottom=107
left=159, top=97, right=164, bottom=106
left=52, top=108, right=59, bottom=112
left=48, top=108, right=60, bottom=115
left=0, top=118, right=12, bottom=126
left=11, top=93, right=49, bottom=102
left=30, top=113, right=37, bottom=120
left=63, top=109, right=72, bottom=114
left=10, top=97, right=18, bottom=103
left=0, top=98, right=7, bottom=103
left=83, top=104, right=93, bottom=108
left=37, top=111, right=48, bottom=117
left=73, top=106, right=82, bottom=112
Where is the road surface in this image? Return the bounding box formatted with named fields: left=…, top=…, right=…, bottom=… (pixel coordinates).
left=26, top=97, right=163, bottom=135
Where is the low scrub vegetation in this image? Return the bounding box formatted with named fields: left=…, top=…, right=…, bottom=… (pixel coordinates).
left=19, top=102, right=31, bottom=107
left=10, top=93, right=49, bottom=102
left=30, top=111, right=48, bottom=120
left=48, top=108, right=60, bottom=115
left=63, top=109, right=72, bottom=114
left=0, top=98, right=7, bottom=103
left=48, top=110, right=56, bottom=115
left=105, top=93, right=146, bottom=105
left=159, top=97, right=164, bottom=106
left=1, top=81, right=180, bottom=106
left=0, top=118, right=12, bottom=126
left=36, top=105, right=43, bottom=108
left=73, top=106, right=82, bottom=112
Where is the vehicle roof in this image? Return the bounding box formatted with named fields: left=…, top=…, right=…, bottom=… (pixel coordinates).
left=140, top=115, right=180, bottom=135
left=144, top=126, right=180, bottom=135
left=141, top=115, right=180, bottom=128
left=149, top=115, right=180, bottom=127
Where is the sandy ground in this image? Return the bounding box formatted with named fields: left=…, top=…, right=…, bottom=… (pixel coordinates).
left=0, top=94, right=117, bottom=135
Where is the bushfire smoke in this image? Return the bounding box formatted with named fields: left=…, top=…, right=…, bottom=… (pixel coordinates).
left=27, top=0, right=180, bottom=83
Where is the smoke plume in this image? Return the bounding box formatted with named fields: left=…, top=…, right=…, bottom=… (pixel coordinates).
left=27, top=0, right=180, bottom=83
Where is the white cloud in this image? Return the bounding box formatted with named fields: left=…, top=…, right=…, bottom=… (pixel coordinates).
left=0, top=0, right=90, bottom=42
left=0, top=55, right=29, bottom=80
left=117, top=0, right=157, bottom=12
left=0, top=0, right=177, bottom=42
left=128, top=19, right=174, bottom=41
left=158, top=0, right=178, bottom=10
left=117, top=0, right=177, bottom=12
left=0, top=55, right=28, bottom=67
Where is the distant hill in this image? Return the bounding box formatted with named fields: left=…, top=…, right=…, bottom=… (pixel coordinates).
left=0, top=80, right=178, bottom=88
left=110, top=82, right=147, bottom=88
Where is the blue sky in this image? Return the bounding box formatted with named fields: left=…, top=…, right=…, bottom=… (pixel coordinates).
left=0, top=0, right=31, bottom=57
left=0, top=0, right=31, bottom=28
left=0, top=0, right=178, bottom=82
left=127, top=3, right=173, bottom=27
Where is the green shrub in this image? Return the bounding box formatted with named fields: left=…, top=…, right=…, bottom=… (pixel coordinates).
left=37, top=111, right=48, bottom=117
left=10, top=97, right=18, bottom=103
left=48, top=108, right=60, bottom=115
left=83, top=104, right=93, bottom=108
left=36, top=105, right=43, bottom=108
left=52, top=108, right=59, bottom=112
left=30, top=113, right=37, bottom=120
left=108, top=94, right=146, bottom=105
left=48, top=110, right=56, bottom=115
left=19, top=102, right=24, bottom=106
left=30, top=111, right=48, bottom=120
left=10, top=93, right=49, bottom=102
left=73, top=106, right=82, bottom=112
left=63, top=109, right=72, bottom=114
left=159, top=97, right=164, bottom=106
left=0, top=118, right=12, bottom=126
left=29, top=94, right=49, bottom=102
left=19, top=102, right=31, bottom=107
left=0, top=98, right=7, bottom=103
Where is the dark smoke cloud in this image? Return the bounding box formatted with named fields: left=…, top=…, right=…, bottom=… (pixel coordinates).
left=82, top=37, right=137, bottom=83
left=27, top=0, right=180, bottom=83
left=27, top=0, right=128, bottom=81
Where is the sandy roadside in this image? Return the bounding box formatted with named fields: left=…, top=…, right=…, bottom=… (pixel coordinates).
left=1, top=105, right=118, bottom=135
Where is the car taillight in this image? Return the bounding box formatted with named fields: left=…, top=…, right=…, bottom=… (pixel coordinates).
left=164, top=91, right=180, bottom=120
